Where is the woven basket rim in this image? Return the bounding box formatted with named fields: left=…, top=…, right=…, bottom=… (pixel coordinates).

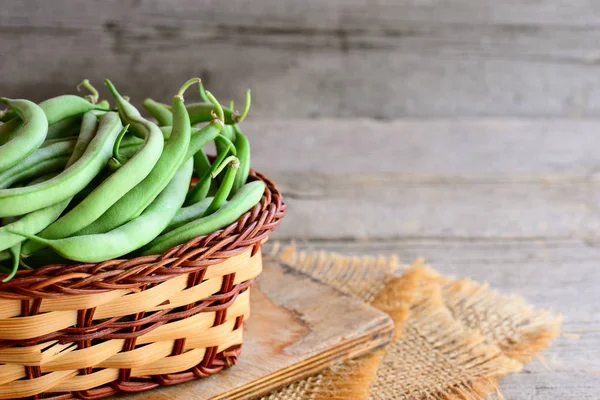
left=0, top=168, right=285, bottom=299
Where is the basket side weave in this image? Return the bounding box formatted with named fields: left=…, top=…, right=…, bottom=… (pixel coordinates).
left=0, top=169, right=285, bottom=400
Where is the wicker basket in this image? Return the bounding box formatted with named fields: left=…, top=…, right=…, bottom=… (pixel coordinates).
left=0, top=170, right=285, bottom=400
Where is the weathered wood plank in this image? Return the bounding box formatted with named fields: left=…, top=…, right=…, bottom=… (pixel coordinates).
left=3, top=1, right=600, bottom=117
left=275, top=238, right=600, bottom=400
left=242, top=119, right=600, bottom=240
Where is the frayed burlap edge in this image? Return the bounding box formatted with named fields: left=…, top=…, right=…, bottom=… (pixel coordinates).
left=439, top=276, right=562, bottom=364
left=369, top=265, right=522, bottom=400
left=261, top=244, right=561, bottom=400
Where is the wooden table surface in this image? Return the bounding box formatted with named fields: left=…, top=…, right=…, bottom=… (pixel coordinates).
left=243, top=118, right=600, bottom=399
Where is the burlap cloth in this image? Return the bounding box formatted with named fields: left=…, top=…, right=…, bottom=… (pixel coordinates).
left=260, top=244, right=561, bottom=400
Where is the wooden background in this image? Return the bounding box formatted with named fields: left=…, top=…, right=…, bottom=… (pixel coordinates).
left=2, top=1, right=599, bottom=398
left=3, top=0, right=600, bottom=118
left=247, top=119, right=600, bottom=399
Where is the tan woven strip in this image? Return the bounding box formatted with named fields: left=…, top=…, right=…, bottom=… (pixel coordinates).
left=41, top=289, right=130, bottom=313
left=137, top=289, right=249, bottom=344
left=184, top=318, right=239, bottom=349
left=0, top=341, right=58, bottom=365
left=0, top=370, right=76, bottom=399
left=0, top=364, right=23, bottom=386
left=52, top=368, right=118, bottom=392
left=0, top=300, right=20, bottom=319
left=132, top=329, right=243, bottom=376
left=204, top=250, right=253, bottom=279
left=94, top=273, right=189, bottom=319
left=151, top=254, right=261, bottom=311
left=100, top=340, right=172, bottom=369
left=0, top=311, right=76, bottom=340
left=41, top=339, right=125, bottom=371
left=39, top=318, right=246, bottom=372
left=38, top=341, right=76, bottom=366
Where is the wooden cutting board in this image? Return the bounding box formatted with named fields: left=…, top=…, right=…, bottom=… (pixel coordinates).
left=129, top=257, right=394, bottom=400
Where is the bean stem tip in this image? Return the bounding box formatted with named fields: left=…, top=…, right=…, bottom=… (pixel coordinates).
left=204, top=90, right=225, bottom=122
left=77, top=79, right=100, bottom=104
left=176, top=78, right=202, bottom=100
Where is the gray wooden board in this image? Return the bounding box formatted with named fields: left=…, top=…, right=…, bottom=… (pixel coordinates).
left=3, top=1, right=600, bottom=118
left=242, top=118, right=597, bottom=398
left=244, top=118, right=600, bottom=241
left=124, top=259, right=393, bottom=399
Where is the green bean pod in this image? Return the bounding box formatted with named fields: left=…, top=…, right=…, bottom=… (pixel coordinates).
left=2, top=243, right=21, bottom=282
left=0, top=140, right=74, bottom=189
left=231, top=125, right=251, bottom=195
left=106, top=79, right=166, bottom=147
left=0, top=98, right=49, bottom=173
left=75, top=79, right=197, bottom=235
left=31, top=82, right=164, bottom=238
left=90, top=100, right=111, bottom=117
left=116, top=123, right=219, bottom=164
left=3, top=95, right=111, bottom=124
left=19, top=115, right=100, bottom=255
left=18, top=248, right=71, bottom=269
left=203, top=157, right=239, bottom=216
left=41, top=136, right=78, bottom=148
left=1, top=173, right=70, bottom=254
left=39, top=95, right=110, bottom=125
left=0, top=109, right=11, bottom=123
left=11, top=159, right=193, bottom=263
left=221, top=124, right=235, bottom=141
left=185, top=169, right=213, bottom=206
left=142, top=180, right=265, bottom=255
left=116, top=135, right=145, bottom=159
left=110, top=124, right=227, bottom=173
left=163, top=196, right=214, bottom=233
left=185, top=120, right=225, bottom=161
left=46, top=115, right=83, bottom=140
left=157, top=125, right=201, bottom=140
left=0, top=93, right=108, bottom=147
left=143, top=98, right=173, bottom=126
left=0, top=112, right=122, bottom=218
left=185, top=142, right=233, bottom=206
left=68, top=112, right=99, bottom=168
left=192, top=150, right=213, bottom=197
left=193, top=148, right=211, bottom=176
left=170, top=103, right=236, bottom=125
left=184, top=87, right=251, bottom=126
left=0, top=119, right=22, bottom=147
left=0, top=200, right=68, bottom=254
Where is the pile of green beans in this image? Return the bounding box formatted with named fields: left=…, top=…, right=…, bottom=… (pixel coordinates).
left=0, top=79, right=263, bottom=281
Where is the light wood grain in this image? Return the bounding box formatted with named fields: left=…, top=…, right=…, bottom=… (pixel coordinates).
left=241, top=118, right=600, bottom=240
left=125, top=259, right=393, bottom=400
left=3, top=1, right=600, bottom=118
